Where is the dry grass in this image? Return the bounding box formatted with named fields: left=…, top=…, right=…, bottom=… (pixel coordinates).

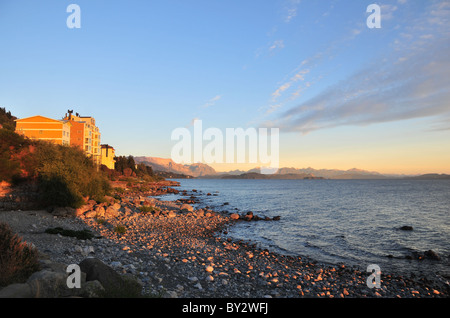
left=0, top=222, right=40, bottom=287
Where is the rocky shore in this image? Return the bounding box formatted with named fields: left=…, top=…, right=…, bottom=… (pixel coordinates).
left=0, top=180, right=449, bottom=298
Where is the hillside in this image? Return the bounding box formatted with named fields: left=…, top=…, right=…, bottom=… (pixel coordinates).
left=133, top=156, right=216, bottom=177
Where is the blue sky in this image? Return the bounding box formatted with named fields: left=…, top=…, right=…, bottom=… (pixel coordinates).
left=1, top=0, right=449, bottom=174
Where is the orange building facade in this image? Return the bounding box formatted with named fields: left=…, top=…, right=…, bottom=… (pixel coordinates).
left=63, top=111, right=102, bottom=166
left=100, top=144, right=116, bottom=170
left=15, top=112, right=113, bottom=167
left=15, top=115, right=71, bottom=145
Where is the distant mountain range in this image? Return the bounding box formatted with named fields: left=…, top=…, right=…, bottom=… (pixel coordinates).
left=133, top=156, right=450, bottom=180
left=134, top=156, right=215, bottom=177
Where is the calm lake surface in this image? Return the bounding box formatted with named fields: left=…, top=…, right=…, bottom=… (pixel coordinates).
left=156, top=179, right=450, bottom=279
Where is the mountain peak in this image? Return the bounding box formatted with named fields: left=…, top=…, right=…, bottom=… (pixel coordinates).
left=134, top=156, right=216, bottom=177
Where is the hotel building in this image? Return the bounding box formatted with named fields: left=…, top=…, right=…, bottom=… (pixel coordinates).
left=15, top=115, right=71, bottom=145
left=63, top=111, right=101, bottom=165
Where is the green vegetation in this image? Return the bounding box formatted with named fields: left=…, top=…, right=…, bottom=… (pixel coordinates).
left=113, top=224, right=127, bottom=234
left=113, top=155, right=163, bottom=181
left=34, top=142, right=112, bottom=208
left=0, top=107, right=17, bottom=131
left=44, top=227, right=95, bottom=240
left=139, top=205, right=159, bottom=213
left=96, top=218, right=106, bottom=225
left=0, top=108, right=112, bottom=208
left=0, top=222, right=40, bottom=287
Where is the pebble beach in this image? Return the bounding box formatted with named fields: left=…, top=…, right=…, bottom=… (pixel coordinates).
left=0, top=181, right=449, bottom=299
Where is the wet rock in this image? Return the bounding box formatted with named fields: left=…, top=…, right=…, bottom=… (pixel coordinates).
left=424, top=250, right=440, bottom=261
left=230, top=213, right=240, bottom=220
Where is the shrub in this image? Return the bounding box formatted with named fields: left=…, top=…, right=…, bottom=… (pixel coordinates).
left=139, top=205, right=159, bottom=213
left=33, top=141, right=111, bottom=208
left=44, top=227, right=94, bottom=240
left=96, top=218, right=106, bottom=225
left=113, top=187, right=124, bottom=194
left=113, top=225, right=127, bottom=234
left=0, top=222, right=40, bottom=287
left=0, top=129, right=30, bottom=183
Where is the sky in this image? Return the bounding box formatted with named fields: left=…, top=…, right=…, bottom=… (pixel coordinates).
left=0, top=0, right=449, bottom=174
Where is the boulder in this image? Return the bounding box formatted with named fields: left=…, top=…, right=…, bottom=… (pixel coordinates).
left=0, top=283, right=33, bottom=298
left=76, top=205, right=91, bottom=217
left=96, top=206, right=106, bottom=216
left=167, top=211, right=177, bottom=218
left=105, top=206, right=119, bottom=218
left=79, top=258, right=142, bottom=297
left=84, top=210, right=97, bottom=219
left=82, top=280, right=105, bottom=298
left=230, top=213, right=240, bottom=220
left=27, top=270, right=73, bottom=298
left=180, top=204, right=194, bottom=212
left=424, top=250, right=441, bottom=261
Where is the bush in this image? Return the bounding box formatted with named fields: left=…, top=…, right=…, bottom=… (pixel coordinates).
left=44, top=227, right=94, bottom=240
left=33, top=141, right=111, bottom=208
left=0, top=222, right=40, bottom=287
left=0, top=129, right=30, bottom=183
left=139, top=205, right=159, bottom=213
left=113, top=225, right=127, bottom=234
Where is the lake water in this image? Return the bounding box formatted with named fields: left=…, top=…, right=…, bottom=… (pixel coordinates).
left=156, top=178, right=450, bottom=279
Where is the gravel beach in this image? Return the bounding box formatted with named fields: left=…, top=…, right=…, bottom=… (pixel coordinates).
left=0, top=183, right=449, bottom=299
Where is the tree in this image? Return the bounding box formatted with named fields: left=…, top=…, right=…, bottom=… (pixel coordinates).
left=0, top=107, right=17, bottom=131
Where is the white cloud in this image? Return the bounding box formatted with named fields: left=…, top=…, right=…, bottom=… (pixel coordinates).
left=262, top=1, right=450, bottom=133
left=265, top=35, right=450, bottom=133
left=284, top=0, right=301, bottom=23
left=202, top=95, right=222, bottom=108
left=380, top=4, right=398, bottom=21
left=269, top=40, right=285, bottom=52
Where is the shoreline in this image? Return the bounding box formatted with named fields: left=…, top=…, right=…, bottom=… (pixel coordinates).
left=0, top=181, right=449, bottom=298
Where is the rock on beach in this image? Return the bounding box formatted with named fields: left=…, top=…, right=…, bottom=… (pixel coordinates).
left=1, top=181, right=449, bottom=299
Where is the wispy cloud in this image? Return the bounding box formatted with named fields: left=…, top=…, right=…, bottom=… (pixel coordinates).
left=271, top=68, right=310, bottom=102
left=264, top=1, right=450, bottom=133
left=284, top=0, right=301, bottom=23
left=202, top=95, right=222, bottom=108
left=269, top=40, right=285, bottom=52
